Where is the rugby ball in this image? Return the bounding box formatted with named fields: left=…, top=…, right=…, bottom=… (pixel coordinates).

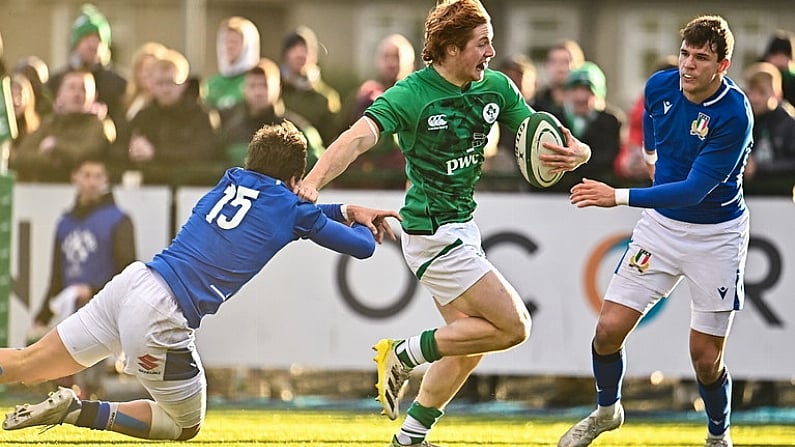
left=515, top=111, right=566, bottom=188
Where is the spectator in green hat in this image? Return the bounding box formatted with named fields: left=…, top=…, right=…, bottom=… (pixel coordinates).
left=542, top=61, right=625, bottom=193
left=48, top=3, right=127, bottom=133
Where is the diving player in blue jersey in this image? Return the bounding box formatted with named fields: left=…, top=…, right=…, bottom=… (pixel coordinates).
left=558, top=16, right=752, bottom=447
left=0, top=121, right=400, bottom=441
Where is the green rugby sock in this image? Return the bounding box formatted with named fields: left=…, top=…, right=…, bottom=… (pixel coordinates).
left=395, top=329, right=441, bottom=368
left=395, top=401, right=443, bottom=445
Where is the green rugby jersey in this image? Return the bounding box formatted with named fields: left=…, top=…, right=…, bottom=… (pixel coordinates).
left=365, top=65, right=533, bottom=234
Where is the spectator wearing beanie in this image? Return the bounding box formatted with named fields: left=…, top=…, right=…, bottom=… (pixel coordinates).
left=48, top=3, right=127, bottom=129
left=545, top=61, right=625, bottom=193
left=279, top=26, right=341, bottom=145
left=762, top=30, right=795, bottom=106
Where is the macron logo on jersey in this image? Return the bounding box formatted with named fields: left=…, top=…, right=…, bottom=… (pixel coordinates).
left=427, top=114, right=448, bottom=131
left=663, top=101, right=672, bottom=114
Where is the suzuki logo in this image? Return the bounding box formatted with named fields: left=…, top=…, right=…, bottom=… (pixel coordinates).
left=138, top=354, right=159, bottom=371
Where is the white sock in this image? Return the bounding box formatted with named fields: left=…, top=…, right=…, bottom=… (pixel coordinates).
left=396, top=336, right=427, bottom=367
left=708, top=430, right=730, bottom=440
left=396, top=414, right=429, bottom=445
left=597, top=401, right=619, bottom=418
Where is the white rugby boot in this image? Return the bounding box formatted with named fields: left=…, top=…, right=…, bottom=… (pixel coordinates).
left=390, top=435, right=439, bottom=446
left=558, top=404, right=624, bottom=447
left=3, top=387, right=81, bottom=432
left=704, top=432, right=733, bottom=447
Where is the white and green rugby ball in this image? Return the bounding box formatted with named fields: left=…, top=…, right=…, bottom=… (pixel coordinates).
left=514, top=111, right=567, bottom=189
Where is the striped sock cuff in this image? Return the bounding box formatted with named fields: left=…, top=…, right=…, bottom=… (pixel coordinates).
left=75, top=400, right=112, bottom=430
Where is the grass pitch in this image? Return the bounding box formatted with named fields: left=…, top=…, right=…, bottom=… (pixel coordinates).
left=0, top=408, right=793, bottom=446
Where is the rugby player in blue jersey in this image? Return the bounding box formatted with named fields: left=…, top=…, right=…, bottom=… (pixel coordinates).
left=559, top=15, right=752, bottom=447
left=0, top=120, right=400, bottom=441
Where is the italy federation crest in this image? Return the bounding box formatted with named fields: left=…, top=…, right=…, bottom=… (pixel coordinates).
left=628, top=248, right=652, bottom=273
left=690, top=112, right=710, bottom=140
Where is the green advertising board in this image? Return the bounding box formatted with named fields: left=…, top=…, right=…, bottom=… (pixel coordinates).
left=0, top=75, right=17, bottom=144
left=0, top=172, right=12, bottom=348
left=0, top=74, right=14, bottom=350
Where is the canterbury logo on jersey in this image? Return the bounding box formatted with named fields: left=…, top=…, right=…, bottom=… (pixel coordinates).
left=427, top=114, right=448, bottom=130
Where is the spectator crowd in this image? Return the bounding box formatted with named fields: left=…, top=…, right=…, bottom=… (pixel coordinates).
left=1, top=3, right=793, bottom=196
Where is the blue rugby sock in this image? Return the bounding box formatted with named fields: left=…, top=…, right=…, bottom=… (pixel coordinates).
left=698, top=367, right=731, bottom=436
left=592, top=342, right=625, bottom=407
left=74, top=400, right=116, bottom=430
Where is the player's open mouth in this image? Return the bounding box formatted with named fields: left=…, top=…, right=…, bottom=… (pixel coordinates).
left=477, top=62, right=487, bottom=71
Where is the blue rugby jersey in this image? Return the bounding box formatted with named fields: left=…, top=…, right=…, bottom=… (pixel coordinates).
left=57, top=204, right=126, bottom=288
left=147, top=167, right=375, bottom=328
left=635, top=68, right=753, bottom=224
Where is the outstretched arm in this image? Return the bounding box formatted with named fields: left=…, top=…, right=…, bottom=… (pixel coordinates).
left=297, top=116, right=379, bottom=203
left=570, top=169, right=720, bottom=209
left=308, top=220, right=376, bottom=259
left=317, top=203, right=401, bottom=244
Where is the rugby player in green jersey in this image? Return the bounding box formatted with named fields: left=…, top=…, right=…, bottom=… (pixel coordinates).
left=298, top=1, right=591, bottom=445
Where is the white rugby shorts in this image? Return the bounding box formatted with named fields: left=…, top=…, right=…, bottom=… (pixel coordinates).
left=57, top=261, right=206, bottom=427
left=605, top=209, right=749, bottom=336
left=401, top=220, right=493, bottom=305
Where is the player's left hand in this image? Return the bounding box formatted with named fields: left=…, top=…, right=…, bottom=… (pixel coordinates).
left=539, top=127, right=592, bottom=173
left=570, top=178, right=617, bottom=208
left=346, top=205, right=401, bottom=244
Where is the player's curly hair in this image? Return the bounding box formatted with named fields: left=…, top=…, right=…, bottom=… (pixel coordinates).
left=421, top=0, right=490, bottom=64
left=681, top=15, right=734, bottom=62
left=245, top=120, right=307, bottom=182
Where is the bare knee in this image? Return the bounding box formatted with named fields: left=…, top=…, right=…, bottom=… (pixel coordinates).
left=593, top=321, right=628, bottom=354
left=691, top=356, right=723, bottom=383
left=504, top=312, right=531, bottom=348
left=592, top=305, right=640, bottom=354
left=689, top=331, right=726, bottom=384
left=177, top=424, right=201, bottom=441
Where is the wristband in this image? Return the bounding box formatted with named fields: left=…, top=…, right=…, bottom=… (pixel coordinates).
left=614, top=188, right=630, bottom=206
left=643, top=150, right=658, bottom=165
left=340, top=204, right=350, bottom=221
